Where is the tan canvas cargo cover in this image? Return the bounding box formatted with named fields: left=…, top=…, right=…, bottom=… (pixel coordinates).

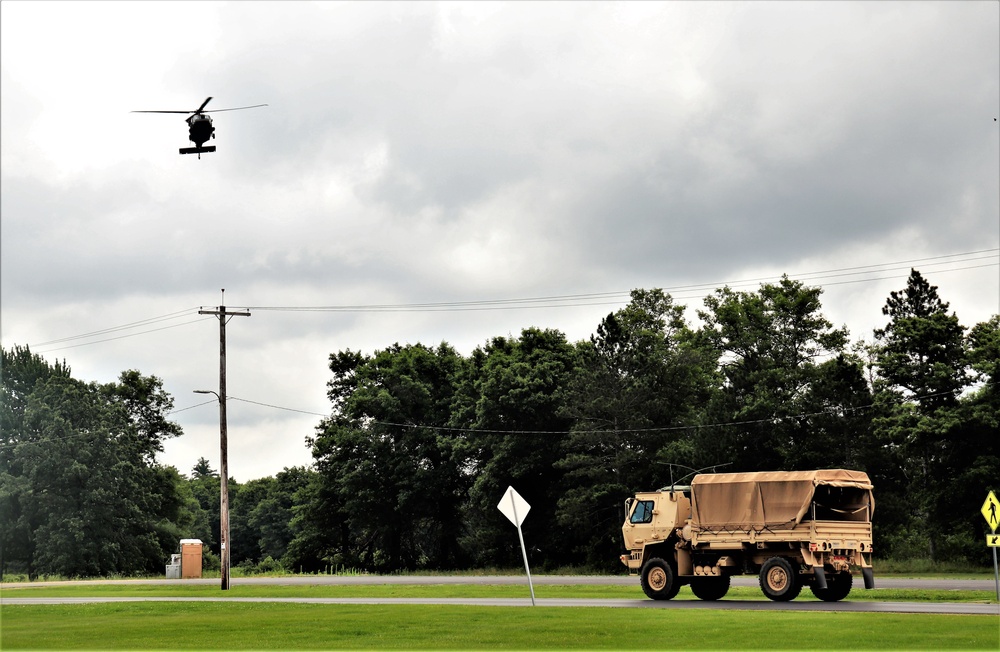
left=690, top=469, right=873, bottom=530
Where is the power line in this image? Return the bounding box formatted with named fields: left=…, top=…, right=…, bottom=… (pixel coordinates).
left=166, top=398, right=220, bottom=415
left=227, top=396, right=327, bottom=417
left=19, top=248, right=999, bottom=349
left=6, top=382, right=990, bottom=453
left=31, top=316, right=213, bottom=354
left=247, top=249, right=998, bottom=313
left=661, top=256, right=998, bottom=295
left=325, top=388, right=982, bottom=436
left=178, top=385, right=990, bottom=436
left=30, top=308, right=202, bottom=346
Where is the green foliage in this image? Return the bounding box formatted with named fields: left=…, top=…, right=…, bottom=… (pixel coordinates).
left=229, top=466, right=314, bottom=566
left=450, top=328, right=577, bottom=568
left=303, top=343, right=470, bottom=572
left=201, top=548, right=221, bottom=572
left=875, top=269, right=969, bottom=407
left=187, top=468, right=220, bottom=551
left=556, top=290, right=713, bottom=568
left=235, top=554, right=286, bottom=575
left=290, top=277, right=994, bottom=571
left=1, top=349, right=184, bottom=578
left=4, top=270, right=996, bottom=578
left=696, top=276, right=853, bottom=472
left=1, top=346, right=73, bottom=577
left=190, top=456, right=216, bottom=479
left=869, top=270, right=993, bottom=562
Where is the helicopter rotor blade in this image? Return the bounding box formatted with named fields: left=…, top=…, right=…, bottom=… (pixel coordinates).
left=131, top=99, right=266, bottom=115
left=202, top=103, right=269, bottom=113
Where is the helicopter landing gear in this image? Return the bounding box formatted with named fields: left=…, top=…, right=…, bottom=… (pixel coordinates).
left=179, top=145, right=217, bottom=159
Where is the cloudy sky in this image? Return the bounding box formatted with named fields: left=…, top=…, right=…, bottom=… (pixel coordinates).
left=2, top=1, right=998, bottom=481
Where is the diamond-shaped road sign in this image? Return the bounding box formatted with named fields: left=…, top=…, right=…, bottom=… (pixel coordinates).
left=982, top=490, right=999, bottom=534
left=498, top=486, right=531, bottom=527
left=497, top=486, right=536, bottom=606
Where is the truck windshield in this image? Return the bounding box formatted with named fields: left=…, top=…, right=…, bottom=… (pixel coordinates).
left=630, top=500, right=654, bottom=524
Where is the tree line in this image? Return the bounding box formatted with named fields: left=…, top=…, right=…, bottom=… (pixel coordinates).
left=2, top=269, right=997, bottom=578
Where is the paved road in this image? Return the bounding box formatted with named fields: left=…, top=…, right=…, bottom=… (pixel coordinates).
left=3, top=575, right=997, bottom=616
left=3, top=574, right=995, bottom=590
left=3, top=595, right=997, bottom=615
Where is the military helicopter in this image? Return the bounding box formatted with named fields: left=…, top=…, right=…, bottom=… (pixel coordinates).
left=132, top=97, right=267, bottom=158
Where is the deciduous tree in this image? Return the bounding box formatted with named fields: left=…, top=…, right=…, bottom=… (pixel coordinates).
left=450, top=328, right=577, bottom=568
left=308, top=343, right=467, bottom=571
left=696, top=277, right=850, bottom=472
left=557, top=290, right=715, bottom=568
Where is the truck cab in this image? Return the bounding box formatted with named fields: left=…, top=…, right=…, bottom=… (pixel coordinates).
left=620, top=488, right=689, bottom=572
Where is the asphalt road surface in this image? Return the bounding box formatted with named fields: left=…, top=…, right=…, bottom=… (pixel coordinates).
left=2, top=575, right=998, bottom=616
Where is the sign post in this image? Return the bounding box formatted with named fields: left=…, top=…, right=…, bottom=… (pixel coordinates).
left=981, top=490, right=999, bottom=603
left=497, top=486, right=536, bottom=606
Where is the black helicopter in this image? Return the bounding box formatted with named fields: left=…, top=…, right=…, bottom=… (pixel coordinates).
left=132, top=97, right=267, bottom=158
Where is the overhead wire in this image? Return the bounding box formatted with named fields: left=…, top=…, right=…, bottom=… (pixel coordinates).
left=246, top=249, right=998, bottom=313
left=657, top=255, right=998, bottom=296
left=164, top=398, right=220, bottom=415
left=227, top=396, right=327, bottom=417
left=19, top=248, right=999, bottom=350
left=30, top=308, right=203, bottom=346
left=196, top=383, right=994, bottom=436
left=30, top=315, right=214, bottom=354
left=6, top=381, right=991, bottom=453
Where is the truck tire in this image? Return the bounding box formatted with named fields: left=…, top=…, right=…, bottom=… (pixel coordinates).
left=810, top=570, right=853, bottom=602
left=759, top=557, right=802, bottom=601
left=690, top=575, right=731, bottom=601
left=640, top=557, right=680, bottom=600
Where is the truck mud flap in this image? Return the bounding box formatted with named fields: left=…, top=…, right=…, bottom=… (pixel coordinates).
left=862, top=567, right=875, bottom=589
left=812, top=567, right=827, bottom=590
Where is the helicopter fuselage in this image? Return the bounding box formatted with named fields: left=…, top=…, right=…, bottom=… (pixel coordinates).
left=186, top=114, right=215, bottom=147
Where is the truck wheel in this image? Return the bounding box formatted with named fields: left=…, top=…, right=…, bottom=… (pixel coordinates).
left=759, top=557, right=802, bottom=601
left=811, top=570, right=853, bottom=602
left=640, top=558, right=680, bottom=600
left=690, top=575, right=731, bottom=601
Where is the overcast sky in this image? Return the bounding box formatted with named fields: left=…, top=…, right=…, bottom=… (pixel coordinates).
left=2, top=1, right=998, bottom=481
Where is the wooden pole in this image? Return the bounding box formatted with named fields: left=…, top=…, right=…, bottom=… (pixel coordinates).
left=199, top=290, right=249, bottom=591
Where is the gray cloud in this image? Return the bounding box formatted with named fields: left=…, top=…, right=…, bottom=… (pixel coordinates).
left=2, top=1, right=996, bottom=479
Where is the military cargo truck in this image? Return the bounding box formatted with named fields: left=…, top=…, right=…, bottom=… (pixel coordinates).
left=620, top=469, right=875, bottom=601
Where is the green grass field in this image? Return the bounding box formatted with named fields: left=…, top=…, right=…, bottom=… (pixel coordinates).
left=1, top=581, right=997, bottom=603
left=3, top=601, right=998, bottom=650
left=2, top=581, right=999, bottom=650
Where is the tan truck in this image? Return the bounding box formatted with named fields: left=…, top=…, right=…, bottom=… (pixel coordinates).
left=621, top=469, right=875, bottom=601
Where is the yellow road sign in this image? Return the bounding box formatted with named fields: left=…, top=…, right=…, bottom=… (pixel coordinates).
left=988, top=534, right=1000, bottom=548
left=982, top=491, right=999, bottom=533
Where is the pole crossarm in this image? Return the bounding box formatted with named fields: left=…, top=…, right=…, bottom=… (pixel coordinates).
left=198, top=309, right=252, bottom=318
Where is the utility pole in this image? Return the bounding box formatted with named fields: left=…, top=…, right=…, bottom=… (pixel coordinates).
left=198, top=289, right=250, bottom=591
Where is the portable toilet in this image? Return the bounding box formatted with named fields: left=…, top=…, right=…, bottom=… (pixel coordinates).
left=180, top=539, right=203, bottom=579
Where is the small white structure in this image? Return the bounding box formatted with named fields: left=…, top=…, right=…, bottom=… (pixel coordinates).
left=165, top=553, right=182, bottom=579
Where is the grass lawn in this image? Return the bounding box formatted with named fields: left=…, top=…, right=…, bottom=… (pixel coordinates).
left=1, top=601, right=998, bottom=650
left=2, top=581, right=999, bottom=650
